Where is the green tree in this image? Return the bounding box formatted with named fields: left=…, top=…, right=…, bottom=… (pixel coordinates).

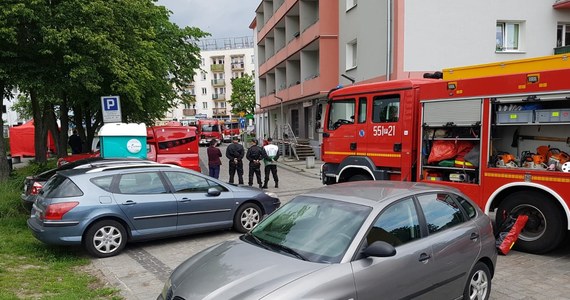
left=229, top=74, right=256, bottom=116
left=0, top=0, right=207, bottom=163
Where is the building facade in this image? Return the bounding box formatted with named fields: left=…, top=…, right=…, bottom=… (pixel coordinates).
left=252, top=0, right=339, bottom=154
left=161, top=37, right=255, bottom=126
left=339, top=0, right=570, bottom=84
left=252, top=0, right=570, bottom=159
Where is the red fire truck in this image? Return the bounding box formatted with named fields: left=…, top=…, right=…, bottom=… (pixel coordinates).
left=197, top=119, right=222, bottom=146
left=222, top=120, right=240, bottom=142
left=321, top=56, right=570, bottom=254
left=58, top=124, right=200, bottom=172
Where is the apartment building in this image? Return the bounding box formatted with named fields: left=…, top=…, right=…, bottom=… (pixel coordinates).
left=162, top=37, right=255, bottom=125
left=252, top=0, right=339, bottom=151
left=339, top=0, right=570, bottom=84
left=251, top=0, right=570, bottom=159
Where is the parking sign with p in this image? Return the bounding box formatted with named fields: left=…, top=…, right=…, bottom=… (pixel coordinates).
left=101, top=96, right=122, bottom=123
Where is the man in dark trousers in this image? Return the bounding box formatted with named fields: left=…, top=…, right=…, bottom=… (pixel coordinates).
left=262, top=137, right=280, bottom=188
left=246, top=138, right=266, bottom=188
left=68, top=130, right=83, bottom=154
left=206, top=139, right=222, bottom=179
left=225, top=136, right=244, bottom=184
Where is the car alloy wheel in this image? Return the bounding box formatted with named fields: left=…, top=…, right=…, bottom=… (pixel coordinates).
left=84, top=220, right=127, bottom=258
left=234, top=203, right=261, bottom=233
left=464, top=262, right=491, bottom=300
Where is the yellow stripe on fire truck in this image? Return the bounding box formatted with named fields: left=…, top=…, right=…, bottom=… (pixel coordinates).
left=324, top=151, right=401, bottom=158
left=484, top=172, right=570, bottom=183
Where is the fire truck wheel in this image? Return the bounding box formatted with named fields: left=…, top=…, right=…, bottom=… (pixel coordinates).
left=496, top=191, right=566, bottom=254
left=347, top=174, right=371, bottom=182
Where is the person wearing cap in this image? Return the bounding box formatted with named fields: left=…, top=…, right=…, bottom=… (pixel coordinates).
left=262, top=137, right=280, bottom=188
left=246, top=138, right=267, bottom=188
left=225, top=136, right=245, bottom=184
left=206, top=139, right=222, bottom=179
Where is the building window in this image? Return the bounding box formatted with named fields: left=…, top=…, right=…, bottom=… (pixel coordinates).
left=557, top=23, right=570, bottom=47
left=202, top=102, right=208, bottom=109
left=201, top=87, right=207, bottom=95
left=346, top=0, right=357, bottom=11
left=201, top=71, right=207, bottom=81
left=251, top=55, right=255, bottom=64
left=220, top=102, right=226, bottom=108
left=346, top=40, right=357, bottom=70
left=200, top=58, right=205, bottom=66
left=496, top=21, right=521, bottom=51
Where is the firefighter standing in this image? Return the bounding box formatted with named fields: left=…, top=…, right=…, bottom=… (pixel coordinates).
left=226, top=136, right=244, bottom=184
left=262, top=137, right=280, bottom=188
left=246, top=139, right=266, bottom=188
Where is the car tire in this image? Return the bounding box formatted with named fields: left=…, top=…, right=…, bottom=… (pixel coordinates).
left=463, top=262, right=491, bottom=300
left=84, top=220, right=127, bottom=258
left=234, top=203, right=262, bottom=233
left=496, top=191, right=565, bottom=254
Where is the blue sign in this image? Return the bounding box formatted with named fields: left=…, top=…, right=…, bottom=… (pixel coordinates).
left=239, top=117, right=246, bottom=129
left=359, top=129, right=365, bottom=137
left=101, top=96, right=122, bottom=123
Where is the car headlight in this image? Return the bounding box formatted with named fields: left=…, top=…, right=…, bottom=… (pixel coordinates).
left=264, top=191, right=278, bottom=199
left=160, top=278, right=172, bottom=300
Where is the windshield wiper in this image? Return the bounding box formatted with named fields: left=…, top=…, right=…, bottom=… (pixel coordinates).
left=245, top=232, right=272, bottom=251
left=268, top=242, right=308, bottom=261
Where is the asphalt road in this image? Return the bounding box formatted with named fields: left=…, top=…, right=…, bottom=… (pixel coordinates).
left=85, top=144, right=570, bottom=300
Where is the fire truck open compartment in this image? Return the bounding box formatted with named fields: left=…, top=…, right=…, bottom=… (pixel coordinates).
left=420, top=98, right=482, bottom=184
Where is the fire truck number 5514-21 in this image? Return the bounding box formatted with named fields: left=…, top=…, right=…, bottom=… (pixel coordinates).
left=373, top=125, right=396, bottom=137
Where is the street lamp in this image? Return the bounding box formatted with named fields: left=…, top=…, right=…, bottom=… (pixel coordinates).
left=274, top=95, right=285, bottom=157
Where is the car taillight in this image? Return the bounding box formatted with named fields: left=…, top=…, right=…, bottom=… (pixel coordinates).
left=31, top=182, right=43, bottom=195
left=44, top=202, right=79, bottom=220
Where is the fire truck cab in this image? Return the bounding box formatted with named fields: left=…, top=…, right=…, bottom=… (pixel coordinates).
left=322, top=57, right=570, bottom=254
left=197, top=119, right=222, bottom=146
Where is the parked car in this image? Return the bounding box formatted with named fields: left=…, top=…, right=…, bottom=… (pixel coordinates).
left=159, top=181, right=497, bottom=300
left=21, top=157, right=153, bottom=211
left=27, top=163, right=280, bottom=258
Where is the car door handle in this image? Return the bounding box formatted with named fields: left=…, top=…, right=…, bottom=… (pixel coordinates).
left=470, top=232, right=479, bottom=240
left=418, top=253, right=431, bottom=262
left=180, top=198, right=191, bottom=203
left=122, top=200, right=137, bottom=205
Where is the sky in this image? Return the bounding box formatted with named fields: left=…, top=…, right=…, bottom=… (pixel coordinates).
left=155, top=0, right=260, bottom=39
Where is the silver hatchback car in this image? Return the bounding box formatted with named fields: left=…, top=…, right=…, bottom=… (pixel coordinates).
left=27, top=163, right=280, bottom=258
left=160, top=181, right=497, bottom=300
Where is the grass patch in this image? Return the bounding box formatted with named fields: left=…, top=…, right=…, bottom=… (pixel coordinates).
left=0, top=162, right=122, bottom=299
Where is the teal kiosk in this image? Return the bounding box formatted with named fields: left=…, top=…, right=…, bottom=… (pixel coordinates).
left=98, top=123, right=147, bottom=159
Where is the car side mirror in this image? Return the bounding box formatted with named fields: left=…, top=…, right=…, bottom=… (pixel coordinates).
left=207, top=187, right=221, bottom=196
left=363, top=241, right=396, bottom=258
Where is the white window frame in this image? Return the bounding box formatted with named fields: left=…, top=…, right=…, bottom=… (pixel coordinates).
left=346, top=0, right=357, bottom=11
left=201, top=87, right=207, bottom=95
left=346, top=39, right=358, bottom=70
left=557, top=23, right=570, bottom=47
left=202, top=102, right=208, bottom=109
left=201, top=71, right=207, bottom=81
left=496, top=21, right=523, bottom=52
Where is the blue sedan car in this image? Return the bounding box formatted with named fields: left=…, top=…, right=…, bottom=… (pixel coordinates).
left=28, top=163, right=280, bottom=258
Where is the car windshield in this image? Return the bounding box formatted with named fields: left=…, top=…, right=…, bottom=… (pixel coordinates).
left=249, top=196, right=372, bottom=264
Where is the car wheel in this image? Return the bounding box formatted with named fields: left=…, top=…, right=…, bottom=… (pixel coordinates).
left=234, top=203, right=262, bottom=233
left=84, top=220, right=127, bottom=258
left=496, top=191, right=565, bottom=254
left=463, top=262, right=491, bottom=300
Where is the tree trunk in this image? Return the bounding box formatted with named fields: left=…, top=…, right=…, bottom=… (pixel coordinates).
left=0, top=83, right=10, bottom=181
left=31, top=89, right=48, bottom=163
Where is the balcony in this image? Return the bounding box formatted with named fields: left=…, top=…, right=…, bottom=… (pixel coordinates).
left=211, top=79, right=226, bottom=87
left=211, top=64, right=224, bottom=72
left=183, top=108, right=196, bottom=116
left=554, top=45, right=570, bottom=54
left=212, top=108, right=227, bottom=116
left=212, top=93, right=226, bottom=101
left=231, top=62, right=245, bottom=71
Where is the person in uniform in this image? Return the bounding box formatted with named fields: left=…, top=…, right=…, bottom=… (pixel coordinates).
left=262, top=137, right=280, bottom=188
left=246, top=139, right=266, bottom=188
left=225, top=136, right=244, bottom=184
